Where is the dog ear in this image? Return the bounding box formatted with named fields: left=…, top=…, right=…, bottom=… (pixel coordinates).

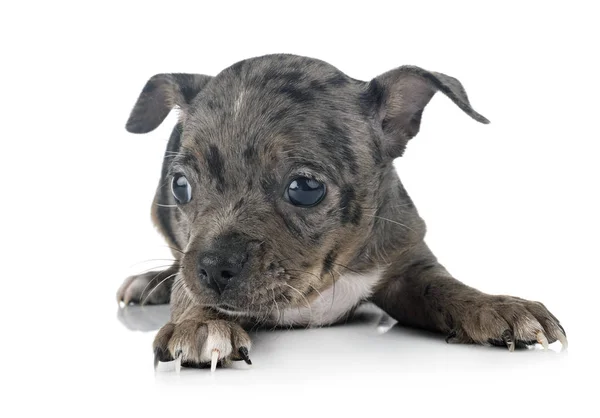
left=366, top=66, right=489, bottom=157
left=126, top=73, right=212, bottom=134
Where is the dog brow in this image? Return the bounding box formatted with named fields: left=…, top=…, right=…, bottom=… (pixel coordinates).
left=169, top=151, right=200, bottom=176
left=287, top=160, right=340, bottom=185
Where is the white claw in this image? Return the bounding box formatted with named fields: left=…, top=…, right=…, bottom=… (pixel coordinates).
left=211, top=349, right=220, bottom=373
left=537, top=331, right=549, bottom=350
left=557, top=332, right=569, bottom=351
left=175, top=353, right=182, bottom=373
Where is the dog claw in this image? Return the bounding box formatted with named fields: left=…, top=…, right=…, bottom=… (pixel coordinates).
left=238, top=346, right=252, bottom=365
left=153, top=349, right=160, bottom=369
left=211, top=349, right=220, bottom=372
left=501, top=329, right=515, bottom=352
left=175, top=353, right=182, bottom=373
left=536, top=331, right=549, bottom=350
left=154, top=347, right=170, bottom=369
left=445, top=330, right=457, bottom=343
left=557, top=330, right=568, bottom=351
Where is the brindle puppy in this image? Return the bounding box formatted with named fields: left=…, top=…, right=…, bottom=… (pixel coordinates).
left=116, top=54, right=567, bottom=367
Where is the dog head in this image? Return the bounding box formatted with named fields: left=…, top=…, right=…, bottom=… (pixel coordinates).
left=126, top=54, right=488, bottom=316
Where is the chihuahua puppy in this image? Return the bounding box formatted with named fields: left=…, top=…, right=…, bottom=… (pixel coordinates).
left=117, top=54, right=567, bottom=368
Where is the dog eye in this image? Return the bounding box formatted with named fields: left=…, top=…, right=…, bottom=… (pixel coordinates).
left=286, top=177, right=326, bottom=207
left=171, top=174, right=192, bottom=204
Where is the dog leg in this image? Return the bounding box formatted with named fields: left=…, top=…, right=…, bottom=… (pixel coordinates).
left=117, top=264, right=178, bottom=306
left=371, top=243, right=567, bottom=350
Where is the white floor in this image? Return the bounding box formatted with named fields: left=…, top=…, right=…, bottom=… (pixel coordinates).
left=86, top=303, right=584, bottom=417
left=5, top=293, right=593, bottom=418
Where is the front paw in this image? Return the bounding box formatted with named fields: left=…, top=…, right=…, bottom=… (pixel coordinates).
left=447, top=295, right=567, bottom=351
left=153, top=319, right=252, bottom=369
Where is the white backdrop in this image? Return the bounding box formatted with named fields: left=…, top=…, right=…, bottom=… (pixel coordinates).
left=2, top=1, right=598, bottom=417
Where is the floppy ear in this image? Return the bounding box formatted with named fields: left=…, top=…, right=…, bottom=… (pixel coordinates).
left=366, top=66, right=489, bottom=157
left=126, top=73, right=212, bottom=134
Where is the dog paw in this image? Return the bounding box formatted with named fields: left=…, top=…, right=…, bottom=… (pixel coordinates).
left=153, top=319, right=252, bottom=370
left=116, top=270, right=175, bottom=306
left=446, top=295, right=567, bottom=351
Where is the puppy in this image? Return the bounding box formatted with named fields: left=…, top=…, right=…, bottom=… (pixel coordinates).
left=116, top=54, right=567, bottom=368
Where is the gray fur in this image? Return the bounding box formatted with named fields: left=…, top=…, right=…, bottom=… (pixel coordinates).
left=117, top=54, right=566, bottom=366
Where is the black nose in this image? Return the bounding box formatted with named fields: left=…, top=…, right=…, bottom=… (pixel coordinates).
left=197, top=251, right=244, bottom=294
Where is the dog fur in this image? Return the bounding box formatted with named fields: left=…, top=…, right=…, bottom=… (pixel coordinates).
left=116, top=54, right=566, bottom=367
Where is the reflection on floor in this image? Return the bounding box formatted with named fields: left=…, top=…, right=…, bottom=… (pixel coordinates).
left=116, top=302, right=566, bottom=384
left=117, top=302, right=396, bottom=335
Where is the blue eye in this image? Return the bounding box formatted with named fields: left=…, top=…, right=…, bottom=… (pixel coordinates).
left=286, top=177, right=326, bottom=207
left=171, top=174, right=192, bottom=204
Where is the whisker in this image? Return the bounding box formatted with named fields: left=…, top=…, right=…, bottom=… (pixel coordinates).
left=164, top=245, right=186, bottom=255
left=138, top=269, right=170, bottom=303
left=270, top=288, right=281, bottom=331
left=155, top=203, right=178, bottom=208
left=330, top=262, right=361, bottom=275
left=141, top=272, right=178, bottom=305
left=364, top=214, right=416, bottom=233
left=264, top=296, right=276, bottom=326
left=170, top=278, right=188, bottom=305
left=286, top=269, right=321, bottom=282
left=256, top=300, right=270, bottom=330
left=133, top=264, right=179, bottom=277
left=279, top=291, right=291, bottom=304
left=387, top=203, right=415, bottom=208
left=306, top=283, right=323, bottom=299
left=250, top=304, right=263, bottom=332
left=282, top=283, right=313, bottom=327
left=128, top=259, right=177, bottom=268
left=329, top=271, right=336, bottom=312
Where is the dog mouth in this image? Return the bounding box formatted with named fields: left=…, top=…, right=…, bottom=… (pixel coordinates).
left=187, top=265, right=317, bottom=318
left=212, top=281, right=306, bottom=318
